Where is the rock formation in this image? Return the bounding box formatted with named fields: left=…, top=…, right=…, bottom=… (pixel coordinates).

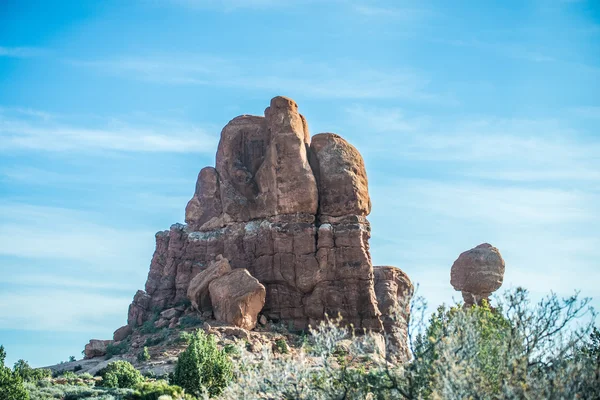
left=374, top=266, right=414, bottom=361
left=450, top=243, right=505, bottom=307
left=120, top=96, right=413, bottom=360
left=84, top=340, right=112, bottom=359
left=209, top=268, right=266, bottom=330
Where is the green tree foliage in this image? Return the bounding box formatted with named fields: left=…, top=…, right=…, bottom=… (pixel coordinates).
left=98, top=360, right=143, bottom=389
left=12, top=359, right=52, bottom=382
left=0, top=345, right=29, bottom=400
left=172, top=329, right=233, bottom=398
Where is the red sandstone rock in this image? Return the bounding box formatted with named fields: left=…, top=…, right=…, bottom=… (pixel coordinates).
left=450, top=243, right=505, bottom=307
left=309, top=133, right=371, bottom=217
left=374, top=266, right=414, bottom=362
left=113, top=325, right=133, bottom=342
left=119, top=96, right=411, bottom=359
left=185, top=167, right=222, bottom=231
left=209, top=268, right=266, bottom=330
left=84, top=339, right=112, bottom=359
left=187, top=255, right=232, bottom=311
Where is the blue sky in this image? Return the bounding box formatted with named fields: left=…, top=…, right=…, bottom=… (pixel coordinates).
left=0, top=0, right=598, bottom=367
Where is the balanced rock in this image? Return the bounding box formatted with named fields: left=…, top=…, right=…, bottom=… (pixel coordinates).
left=84, top=339, right=112, bottom=359
left=187, top=255, right=232, bottom=311
left=209, top=268, right=266, bottom=330
left=120, top=96, right=413, bottom=359
left=450, top=243, right=505, bottom=307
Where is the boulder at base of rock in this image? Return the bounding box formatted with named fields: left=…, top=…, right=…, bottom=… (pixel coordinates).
left=84, top=339, right=112, bottom=359
left=450, top=243, right=505, bottom=307
left=113, top=325, right=133, bottom=342
left=209, top=268, right=266, bottom=330
left=187, top=255, right=232, bottom=311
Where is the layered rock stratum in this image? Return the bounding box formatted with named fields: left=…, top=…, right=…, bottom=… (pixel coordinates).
left=96, top=96, right=413, bottom=361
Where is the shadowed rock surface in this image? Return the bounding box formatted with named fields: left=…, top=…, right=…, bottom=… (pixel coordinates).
left=112, top=96, right=413, bottom=360
left=451, top=243, right=505, bottom=307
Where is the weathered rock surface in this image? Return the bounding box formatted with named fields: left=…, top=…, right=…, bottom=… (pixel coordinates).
left=310, top=133, right=371, bottom=217
left=374, top=266, right=413, bottom=362
left=209, top=268, right=266, bottom=330
left=185, top=167, right=222, bottom=231
left=118, top=96, right=412, bottom=359
left=187, top=255, right=232, bottom=311
left=113, top=325, right=133, bottom=342
left=450, top=243, right=505, bottom=307
left=84, top=339, right=112, bottom=359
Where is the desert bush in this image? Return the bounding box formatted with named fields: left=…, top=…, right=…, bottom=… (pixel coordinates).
left=98, top=360, right=143, bottom=389
left=132, top=380, right=194, bottom=400
left=138, top=347, right=151, bottom=362
left=221, top=288, right=598, bottom=400
left=26, top=381, right=134, bottom=400
left=0, top=346, right=29, bottom=400
left=178, top=315, right=203, bottom=328
left=105, top=340, right=130, bottom=360
left=172, top=329, right=233, bottom=397
left=145, top=328, right=171, bottom=347
left=274, top=338, right=289, bottom=354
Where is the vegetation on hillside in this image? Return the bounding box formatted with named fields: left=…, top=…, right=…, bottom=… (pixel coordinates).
left=1, top=287, right=598, bottom=399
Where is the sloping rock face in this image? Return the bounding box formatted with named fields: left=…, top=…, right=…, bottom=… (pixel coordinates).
left=124, top=96, right=412, bottom=356
left=451, top=243, right=505, bottom=307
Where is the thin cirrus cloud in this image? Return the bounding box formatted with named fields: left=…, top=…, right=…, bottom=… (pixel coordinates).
left=0, top=202, right=154, bottom=267
left=0, top=46, right=48, bottom=58
left=71, top=55, right=449, bottom=103
left=0, top=108, right=217, bottom=153
left=0, top=287, right=130, bottom=332
left=345, top=105, right=600, bottom=182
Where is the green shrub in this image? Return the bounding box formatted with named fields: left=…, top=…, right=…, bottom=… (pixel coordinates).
left=68, top=356, right=77, bottom=362
left=223, top=344, right=240, bottom=356
left=73, top=365, right=83, bottom=372
left=0, top=346, right=29, bottom=400
left=138, top=347, right=151, bottom=362
left=61, top=371, right=79, bottom=380
left=98, top=360, right=143, bottom=389
left=175, top=331, right=193, bottom=345
left=26, top=381, right=135, bottom=400
left=132, top=380, right=193, bottom=400
left=274, top=338, right=289, bottom=354
left=105, top=340, right=129, bottom=359
left=172, top=329, right=233, bottom=397
left=178, top=315, right=203, bottom=328
left=145, top=328, right=171, bottom=347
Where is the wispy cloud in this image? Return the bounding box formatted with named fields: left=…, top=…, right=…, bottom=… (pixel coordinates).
left=0, top=202, right=154, bottom=268
left=165, top=0, right=289, bottom=10
left=346, top=105, right=600, bottom=183
left=0, top=108, right=217, bottom=153
left=71, top=55, right=449, bottom=102
left=0, top=46, right=48, bottom=58
left=0, top=288, right=130, bottom=332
